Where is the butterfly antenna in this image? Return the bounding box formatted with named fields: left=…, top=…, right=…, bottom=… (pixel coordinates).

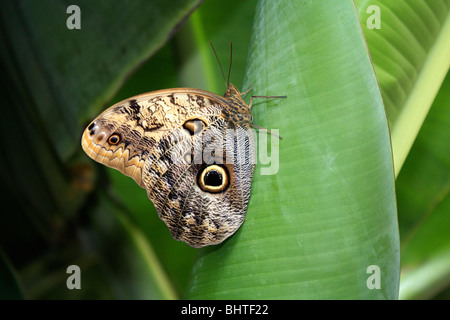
left=251, top=124, right=283, bottom=140
left=252, top=95, right=288, bottom=99
left=210, top=41, right=227, bottom=89
left=227, top=42, right=233, bottom=87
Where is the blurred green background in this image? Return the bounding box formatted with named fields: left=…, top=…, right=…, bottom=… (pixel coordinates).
left=0, top=0, right=448, bottom=299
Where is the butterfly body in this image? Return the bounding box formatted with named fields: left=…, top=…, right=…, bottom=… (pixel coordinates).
left=82, top=84, right=255, bottom=248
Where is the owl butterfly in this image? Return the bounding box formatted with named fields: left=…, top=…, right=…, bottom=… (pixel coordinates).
left=81, top=42, right=285, bottom=248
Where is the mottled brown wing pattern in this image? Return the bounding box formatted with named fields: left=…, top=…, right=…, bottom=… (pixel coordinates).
left=81, top=84, right=255, bottom=248
left=82, top=89, right=221, bottom=186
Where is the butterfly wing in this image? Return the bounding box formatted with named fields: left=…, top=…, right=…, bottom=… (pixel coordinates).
left=143, top=109, right=255, bottom=247
left=81, top=88, right=255, bottom=248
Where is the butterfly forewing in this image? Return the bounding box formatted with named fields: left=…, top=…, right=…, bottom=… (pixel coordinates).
left=82, top=89, right=224, bottom=186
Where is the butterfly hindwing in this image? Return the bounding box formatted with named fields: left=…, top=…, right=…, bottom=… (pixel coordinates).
left=142, top=111, right=255, bottom=247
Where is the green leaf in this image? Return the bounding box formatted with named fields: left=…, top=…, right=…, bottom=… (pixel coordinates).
left=0, top=0, right=202, bottom=300
left=174, top=0, right=257, bottom=93
left=396, top=72, right=450, bottom=299
left=355, top=0, right=450, bottom=299
left=186, top=0, right=399, bottom=299
left=0, top=250, right=24, bottom=299
left=90, top=192, right=179, bottom=299
left=1, top=0, right=202, bottom=159
left=355, top=0, right=450, bottom=176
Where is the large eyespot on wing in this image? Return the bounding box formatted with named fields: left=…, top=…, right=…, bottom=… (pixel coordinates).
left=197, top=165, right=229, bottom=193
left=159, top=161, right=255, bottom=248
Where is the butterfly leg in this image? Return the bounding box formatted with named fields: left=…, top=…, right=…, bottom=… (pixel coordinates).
left=240, top=83, right=253, bottom=96
left=241, top=84, right=253, bottom=108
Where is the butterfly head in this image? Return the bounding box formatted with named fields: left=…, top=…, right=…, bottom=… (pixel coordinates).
left=224, top=83, right=241, bottom=98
